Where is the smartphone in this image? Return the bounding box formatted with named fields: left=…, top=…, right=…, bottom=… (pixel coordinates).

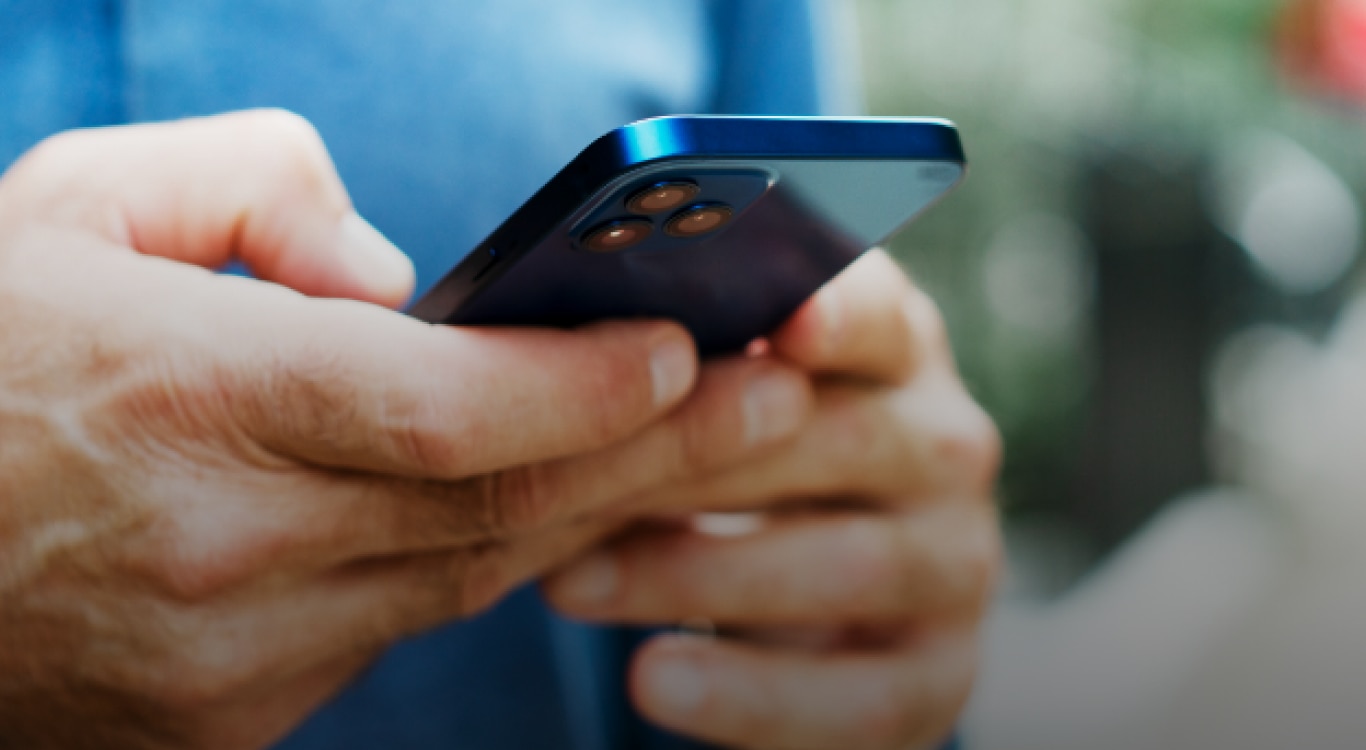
left=409, top=116, right=966, bottom=355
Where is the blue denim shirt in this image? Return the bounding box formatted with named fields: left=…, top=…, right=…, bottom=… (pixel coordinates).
left=0, top=2, right=876, bottom=748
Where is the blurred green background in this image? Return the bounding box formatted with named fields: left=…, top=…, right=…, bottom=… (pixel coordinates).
left=854, top=0, right=1366, bottom=593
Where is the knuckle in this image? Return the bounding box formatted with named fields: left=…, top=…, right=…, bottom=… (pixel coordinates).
left=669, top=404, right=720, bottom=479
left=233, top=109, right=341, bottom=199
left=575, top=323, right=681, bottom=446
left=134, top=517, right=261, bottom=603
left=387, top=417, right=463, bottom=475
left=12, top=130, right=83, bottom=177
left=481, top=464, right=560, bottom=535
left=253, top=348, right=361, bottom=443
left=839, top=519, right=907, bottom=600
left=398, top=478, right=527, bottom=550
left=583, top=391, right=636, bottom=448
left=238, top=108, right=325, bottom=155
left=121, top=487, right=299, bottom=606
left=0, top=131, right=99, bottom=213
left=929, top=397, right=1003, bottom=494
left=584, top=347, right=654, bottom=444
left=143, top=553, right=232, bottom=604
left=259, top=348, right=470, bottom=476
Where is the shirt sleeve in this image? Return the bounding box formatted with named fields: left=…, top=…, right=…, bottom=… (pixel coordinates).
left=704, top=0, right=864, bottom=117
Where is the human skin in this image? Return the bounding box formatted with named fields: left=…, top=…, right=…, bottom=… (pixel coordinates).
left=0, top=109, right=1002, bottom=750
left=544, top=251, right=1003, bottom=750
left=0, top=111, right=819, bottom=750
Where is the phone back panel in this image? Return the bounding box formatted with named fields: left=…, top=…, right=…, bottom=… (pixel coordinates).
left=410, top=117, right=966, bottom=355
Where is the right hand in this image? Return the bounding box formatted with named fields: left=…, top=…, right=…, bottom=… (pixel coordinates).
left=0, top=111, right=814, bottom=750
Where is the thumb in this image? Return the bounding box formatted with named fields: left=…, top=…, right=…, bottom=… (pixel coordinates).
left=0, top=109, right=414, bottom=308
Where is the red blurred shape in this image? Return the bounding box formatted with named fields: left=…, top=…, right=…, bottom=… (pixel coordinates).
left=1277, top=0, right=1366, bottom=102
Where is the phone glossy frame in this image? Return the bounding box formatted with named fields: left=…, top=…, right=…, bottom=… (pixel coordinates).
left=410, top=116, right=967, bottom=355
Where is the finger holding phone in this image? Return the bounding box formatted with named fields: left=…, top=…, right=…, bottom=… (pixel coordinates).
left=0, top=111, right=815, bottom=750
left=545, top=250, right=1003, bottom=750
left=413, top=113, right=1001, bottom=750
left=0, top=108, right=998, bottom=750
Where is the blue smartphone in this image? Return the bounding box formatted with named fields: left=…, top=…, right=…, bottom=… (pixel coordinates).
left=410, top=116, right=966, bottom=355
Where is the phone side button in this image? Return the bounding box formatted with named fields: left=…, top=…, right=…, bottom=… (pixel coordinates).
left=472, top=247, right=502, bottom=282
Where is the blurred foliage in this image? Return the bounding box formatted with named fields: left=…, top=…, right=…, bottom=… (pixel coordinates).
left=1133, top=0, right=1279, bottom=53
left=852, top=0, right=1366, bottom=562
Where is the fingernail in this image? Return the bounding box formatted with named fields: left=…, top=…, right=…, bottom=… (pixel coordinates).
left=552, top=553, right=620, bottom=607
left=743, top=370, right=806, bottom=446
left=338, top=212, right=416, bottom=298
left=646, top=658, right=708, bottom=717
left=651, top=336, right=696, bottom=406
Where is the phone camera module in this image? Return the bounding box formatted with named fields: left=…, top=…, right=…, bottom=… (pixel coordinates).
left=626, top=181, right=701, bottom=215
left=582, top=218, right=653, bottom=252
left=664, top=204, right=734, bottom=238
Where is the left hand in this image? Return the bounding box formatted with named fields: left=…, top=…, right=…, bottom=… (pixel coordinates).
left=543, top=250, right=1003, bottom=750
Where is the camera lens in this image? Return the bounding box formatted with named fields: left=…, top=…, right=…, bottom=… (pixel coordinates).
left=626, top=181, right=701, bottom=215
left=664, top=204, right=734, bottom=238
left=582, top=219, right=653, bottom=252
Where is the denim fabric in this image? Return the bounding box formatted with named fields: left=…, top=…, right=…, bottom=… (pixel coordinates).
left=0, top=3, right=950, bottom=749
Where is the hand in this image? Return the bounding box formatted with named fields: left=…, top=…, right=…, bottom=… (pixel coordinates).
left=0, top=111, right=816, bottom=750
left=544, top=251, right=1003, bottom=750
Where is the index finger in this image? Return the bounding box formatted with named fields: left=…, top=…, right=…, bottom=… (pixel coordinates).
left=2, top=110, right=416, bottom=308
left=770, top=249, right=946, bottom=385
